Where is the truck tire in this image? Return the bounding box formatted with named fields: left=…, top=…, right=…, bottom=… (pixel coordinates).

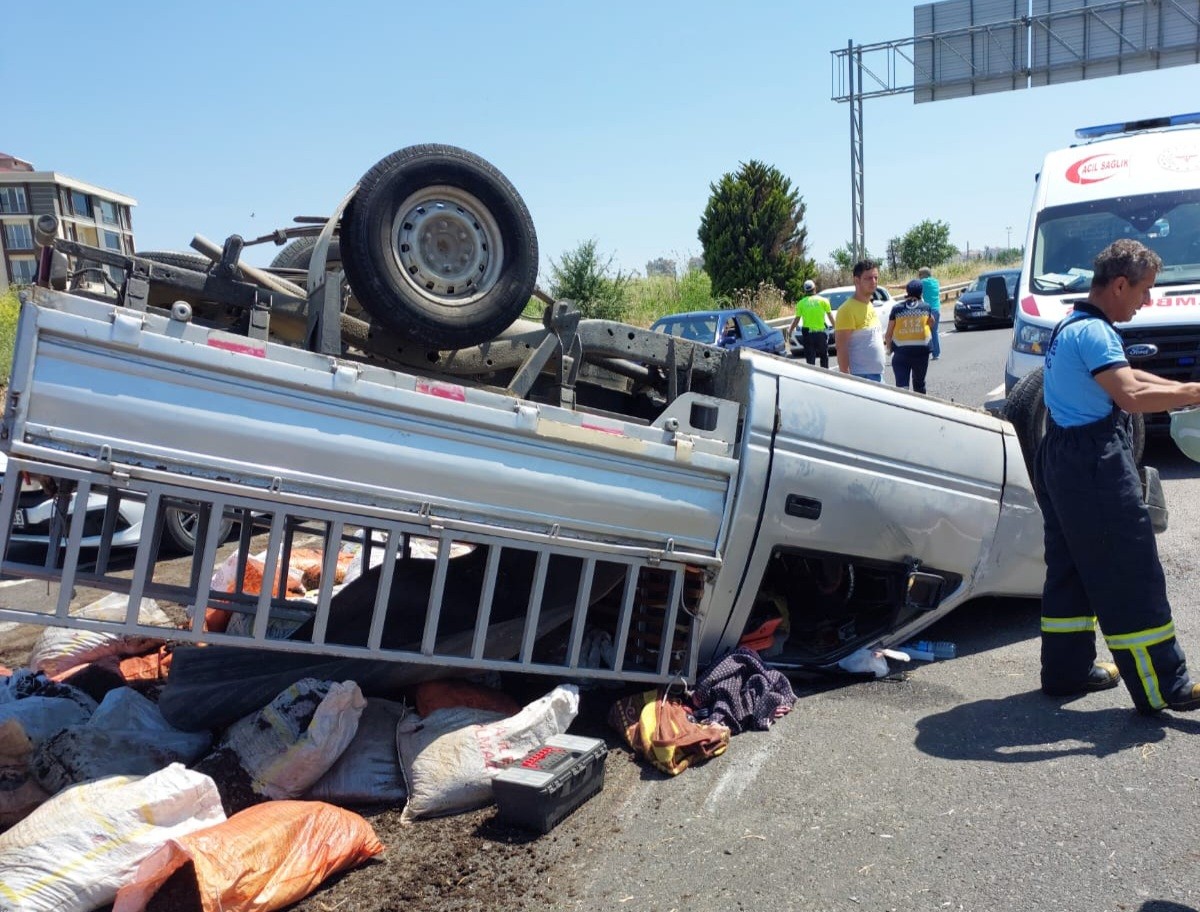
left=1003, top=367, right=1145, bottom=484
left=136, top=250, right=230, bottom=275
left=339, top=144, right=538, bottom=350
left=135, top=251, right=248, bottom=319
left=161, top=505, right=234, bottom=556
left=270, top=236, right=341, bottom=270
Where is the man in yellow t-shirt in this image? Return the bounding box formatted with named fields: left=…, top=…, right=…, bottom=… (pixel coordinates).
left=787, top=279, right=833, bottom=367
left=834, top=260, right=886, bottom=381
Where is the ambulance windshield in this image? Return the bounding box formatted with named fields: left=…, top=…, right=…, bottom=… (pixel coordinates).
left=1030, top=189, right=1200, bottom=294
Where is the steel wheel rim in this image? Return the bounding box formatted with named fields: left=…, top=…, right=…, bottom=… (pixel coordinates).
left=390, top=185, right=504, bottom=307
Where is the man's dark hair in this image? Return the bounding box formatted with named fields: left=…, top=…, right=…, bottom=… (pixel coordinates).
left=852, top=259, right=879, bottom=278
left=1091, top=238, right=1162, bottom=289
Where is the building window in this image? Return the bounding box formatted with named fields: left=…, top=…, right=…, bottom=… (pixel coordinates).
left=0, top=187, right=28, bottom=214
left=102, top=230, right=122, bottom=250
left=4, top=222, right=34, bottom=250
left=106, top=265, right=126, bottom=286
left=9, top=257, right=37, bottom=285
left=70, top=190, right=93, bottom=219
left=99, top=199, right=119, bottom=225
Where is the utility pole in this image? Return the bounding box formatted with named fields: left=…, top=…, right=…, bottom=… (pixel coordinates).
left=848, top=40, right=865, bottom=259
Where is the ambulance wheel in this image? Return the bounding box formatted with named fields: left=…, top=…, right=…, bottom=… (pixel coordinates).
left=1003, top=367, right=1145, bottom=485
left=1003, top=368, right=1047, bottom=483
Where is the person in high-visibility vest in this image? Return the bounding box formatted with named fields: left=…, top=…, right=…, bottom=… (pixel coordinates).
left=787, top=279, right=833, bottom=368
left=883, top=279, right=934, bottom=393
left=1037, top=238, right=1200, bottom=713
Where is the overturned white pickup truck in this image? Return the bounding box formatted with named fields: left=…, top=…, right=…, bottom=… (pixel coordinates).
left=0, top=146, right=1044, bottom=726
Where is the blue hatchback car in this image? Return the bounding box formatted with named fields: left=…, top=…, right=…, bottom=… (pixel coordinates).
left=650, top=308, right=787, bottom=355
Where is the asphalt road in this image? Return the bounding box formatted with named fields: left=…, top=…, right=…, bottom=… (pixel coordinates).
left=555, top=323, right=1200, bottom=912
left=3, top=322, right=1198, bottom=912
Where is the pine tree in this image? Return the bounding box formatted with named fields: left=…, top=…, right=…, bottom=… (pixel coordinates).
left=697, top=161, right=812, bottom=302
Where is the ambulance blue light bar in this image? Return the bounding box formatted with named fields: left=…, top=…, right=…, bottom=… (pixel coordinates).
left=1075, top=112, right=1200, bottom=140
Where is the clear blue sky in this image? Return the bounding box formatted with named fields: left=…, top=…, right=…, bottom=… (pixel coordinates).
left=5, top=1, right=1197, bottom=279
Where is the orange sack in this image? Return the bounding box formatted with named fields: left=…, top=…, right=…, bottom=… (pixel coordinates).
left=414, top=677, right=521, bottom=717
left=203, top=554, right=308, bottom=634
left=119, top=646, right=174, bottom=682
left=112, top=799, right=383, bottom=912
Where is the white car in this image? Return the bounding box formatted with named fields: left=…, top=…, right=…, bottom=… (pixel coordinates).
left=0, top=452, right=230, bottom=554
left=789, top=285, right=896, bottom=356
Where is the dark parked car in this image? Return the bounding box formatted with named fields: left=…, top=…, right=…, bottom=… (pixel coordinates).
left=651, top=308, right=787, bottom=355
left=954, top=269, right=1019, bottom=331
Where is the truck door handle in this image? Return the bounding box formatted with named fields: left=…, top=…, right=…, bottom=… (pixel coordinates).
left=785, top=494, right=822, bottom=520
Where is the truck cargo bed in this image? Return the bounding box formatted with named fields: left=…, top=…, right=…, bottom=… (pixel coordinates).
left=0, top=289, right=740, bottom=686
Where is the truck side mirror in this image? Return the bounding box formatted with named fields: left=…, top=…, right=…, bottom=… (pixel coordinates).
left=985, top=275, right=1012, bottom=321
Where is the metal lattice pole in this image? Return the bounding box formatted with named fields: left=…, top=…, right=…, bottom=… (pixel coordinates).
left=850, top=42, right=865, bottom=260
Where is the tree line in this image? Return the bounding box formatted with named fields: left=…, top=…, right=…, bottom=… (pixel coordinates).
left=548, top=160, right=960, bottom=321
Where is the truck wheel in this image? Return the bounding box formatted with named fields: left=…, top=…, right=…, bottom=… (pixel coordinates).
left=270, top=236, right=341, bottom=270
left=137, top=250, right=233, bottom=275
left=162, top=505, right=234, bottom=556
left=135, top=251, right=248, bottom=319
left=1003, top=367, right=1146, bottom=484
left=340, top=144, right=538, bottom=350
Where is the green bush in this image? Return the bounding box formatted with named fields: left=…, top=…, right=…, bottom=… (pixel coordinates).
left=548, top=240, right=630, bottom=321
left=0, top=287, right=20, bottom=385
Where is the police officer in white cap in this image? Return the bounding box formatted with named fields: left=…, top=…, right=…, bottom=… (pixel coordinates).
left=788, top=279, right=832, bottom=368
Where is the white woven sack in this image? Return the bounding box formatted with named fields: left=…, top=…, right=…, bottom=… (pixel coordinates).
left=223, top=678, right=365, bottom=799
left=0, top=763, right=225, bottom=912
left=26, top=593, right=172, bottom=678
left=397, top=683, right=580, bottom=824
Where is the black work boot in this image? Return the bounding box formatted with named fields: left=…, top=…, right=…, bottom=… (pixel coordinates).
left=1167, top=683, right=1200, bottom=712
left=1042, top=661, right=1121, bottom=696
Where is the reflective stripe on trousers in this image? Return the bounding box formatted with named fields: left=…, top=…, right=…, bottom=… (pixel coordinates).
left=1105, top=620, right=1178, bottom=710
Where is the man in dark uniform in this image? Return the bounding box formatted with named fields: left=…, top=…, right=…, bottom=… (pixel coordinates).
left=1037, top=238, right=1200, bottom=713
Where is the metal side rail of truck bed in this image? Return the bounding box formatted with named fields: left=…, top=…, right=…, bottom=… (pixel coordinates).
left=0, top=457, right=706, bottom=685
left=0, top=288, right=742, bottom=686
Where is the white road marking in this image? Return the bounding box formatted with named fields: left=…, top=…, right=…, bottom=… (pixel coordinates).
left=704, top=739, right=772, bottom=810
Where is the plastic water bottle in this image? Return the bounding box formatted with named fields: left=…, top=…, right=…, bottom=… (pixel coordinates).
left=902, top=639, right=956, bottom=660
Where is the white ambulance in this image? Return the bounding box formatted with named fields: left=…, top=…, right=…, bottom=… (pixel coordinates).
left=998, top=112, right=1200, bottom=442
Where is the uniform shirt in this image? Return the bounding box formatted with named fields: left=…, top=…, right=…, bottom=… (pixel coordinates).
left=1043, top=308, right=1128, bottom=427
left=834, top=297, right=885, bottom=375
left=795, top=294, right=832, bottom=331
left=920, top=276, right=941, bottom=313
left=888, top=299, right=932, bottom=347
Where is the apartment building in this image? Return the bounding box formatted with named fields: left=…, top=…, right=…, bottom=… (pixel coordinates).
left=0, top=152, right=136, bottom=293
